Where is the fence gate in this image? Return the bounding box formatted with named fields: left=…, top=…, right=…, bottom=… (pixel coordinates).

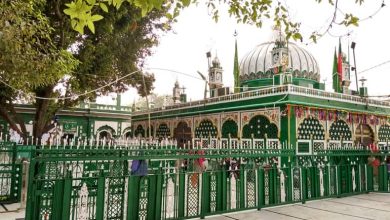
left=0, top=142, right=21, bottom=204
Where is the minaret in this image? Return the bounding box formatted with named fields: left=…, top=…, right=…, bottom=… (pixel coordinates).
left=208, top=55, right=223, bottom=97
left=233, top=31, right=240, bottom=93
left=270, top=26, right=289, bottom=74
left=172, top=80, right=181, bottom=104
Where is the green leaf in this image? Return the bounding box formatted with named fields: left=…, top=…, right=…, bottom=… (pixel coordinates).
left=99, top=3, right=108, bottom=12
left=293, top=32, right=302, bottom=41
left=86, top=0, right=96, bottom=5
left=91, top=14, right=104, bottom=22
left=87, top=20, right=95, bottom=33
left=182, top=0, right=191, bottom=7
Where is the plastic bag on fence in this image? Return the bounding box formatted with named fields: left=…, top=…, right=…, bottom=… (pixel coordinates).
left=131, top=160, right=148, bottom=176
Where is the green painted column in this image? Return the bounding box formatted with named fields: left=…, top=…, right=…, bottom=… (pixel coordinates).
left=154, top=172, right=163, bottom=220
left=378, top=164, right=387, bottom=192
left=216, top=170, right=223, bottom=211
left=52, top=179, right=64, bottom=220
left=96, top=171, right=106, bottom=220
left=10, top=143, right=17, bottom=202
left=201, top=172, right=210, bottom=219
left=62, top=176, right=72, bottom=220
left=25, top=158, right=37, bottom=220
left=177, top=171, right=185, bottom=218
left=269, top=168, right=275, bottom=204
left=147, top=175, right=157, bottom=220
left=324, top=166, right=330, bottom=197
left=127, top=175, right=141, bottom=220
left=336, top=165, right=342, bottom=197
left=301, top=168, right=307, bottom=204
left=257, top=168, right=264, bottom=210
left=221, top=168, right=228, bottom=211
left=239, top=164, right=245, bottom=209
left=286, top=167, right=292, bottom=202
left=367, top=165, right=373, bottom=191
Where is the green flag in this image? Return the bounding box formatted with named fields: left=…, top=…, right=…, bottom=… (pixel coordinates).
left=233, top=39, right=240, bottom=93
left=332, top=48, right=341, bottom=93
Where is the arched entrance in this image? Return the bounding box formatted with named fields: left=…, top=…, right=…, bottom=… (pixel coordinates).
left=174, top=122, right=192, bottom=148
left=297, top=117, right=325, bottom=140
left=195, top=119, right=217, bottom=138
left=354, top=124, right=374, bottom=147
left=242, top=115, right=278, bottom=139
left=329, top=120, right=352, bottom=141
left=221, top=119, right=238, bottom=138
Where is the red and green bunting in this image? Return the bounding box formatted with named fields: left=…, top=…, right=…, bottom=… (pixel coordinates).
left=293, top=106, right=388, bottom=125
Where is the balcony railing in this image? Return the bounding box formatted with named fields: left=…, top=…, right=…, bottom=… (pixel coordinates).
left=133, top=85, right=390, bottom=116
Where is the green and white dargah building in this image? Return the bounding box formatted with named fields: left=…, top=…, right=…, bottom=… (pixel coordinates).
left=2, top=29, right=390, bottom=149
left=131, top=30, right=390, bottom=153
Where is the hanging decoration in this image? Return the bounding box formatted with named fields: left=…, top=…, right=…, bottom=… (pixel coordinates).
left=292, top=105, right=388, bottom=126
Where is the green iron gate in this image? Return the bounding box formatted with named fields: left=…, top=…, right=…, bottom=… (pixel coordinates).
left=0, top=142, right=22, bottom=204
left=24, top=142, right=390, bottom=220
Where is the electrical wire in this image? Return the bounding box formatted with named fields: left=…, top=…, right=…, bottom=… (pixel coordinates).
left=0, top=69, right=142, bottom=100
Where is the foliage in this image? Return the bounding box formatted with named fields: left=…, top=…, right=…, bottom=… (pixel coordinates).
left=0, top=0, right=168, bottom=140
left=64, top=0, right=366, bottom=42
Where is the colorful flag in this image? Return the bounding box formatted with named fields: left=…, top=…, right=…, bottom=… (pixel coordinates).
left=332, top=48, right=341, bottom=92
left=337, top=38, right=343, bottom=83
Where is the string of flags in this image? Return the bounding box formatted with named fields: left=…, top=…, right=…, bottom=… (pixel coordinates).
left=289, top=105, right=389, bottom=126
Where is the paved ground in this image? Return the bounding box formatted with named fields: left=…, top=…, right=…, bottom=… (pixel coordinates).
left=207, top=193, right=390, bottom=220
left=1, top=193, right=389, bottom=220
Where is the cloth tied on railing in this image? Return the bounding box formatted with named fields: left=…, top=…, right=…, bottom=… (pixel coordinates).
left=190, top=150, right=207, bottom=187
left=131, top=160, right=148, bottom=176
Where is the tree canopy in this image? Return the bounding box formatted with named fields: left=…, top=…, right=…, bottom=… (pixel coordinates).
left=0, top=0, right=167, bottom=141
left=64, top=0, right=364, bottom=43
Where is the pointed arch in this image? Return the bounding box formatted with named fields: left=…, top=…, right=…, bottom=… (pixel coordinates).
left=174, top=121, right=192, bottom=148
left=134, top=124, right=145, bottom=138
left=221, top=119, right=238, bottom=138
left=195, top=119, right=218, bottom=138
left=329, top=120, right=352, bottom=141
left=96, top=125, right=116, bottom=139
left=355, top=124, right=374, bottom=146
left=297, top=117, right=325, bottom=140
left=379, top=124, right=390, bottom=142
left=156, top=123, right=170, bottom=138
left=242, top=115, right=278, bottom=138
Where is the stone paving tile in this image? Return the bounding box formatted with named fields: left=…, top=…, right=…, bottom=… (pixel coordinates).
left=301, top=200, right=390, bottom=220
left=0, top=210, right=24, bottom=220
left=353, top=193, right=390, bottom=203
left=223, top=209, right=301, bottom=220
left=328, top=196, right=390, bottom=212
left=3, top=204, right=21, bottom=212
left=269, top=203, right=365, bottom=220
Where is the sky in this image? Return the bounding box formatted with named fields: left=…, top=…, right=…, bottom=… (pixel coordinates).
left=97, top=0, right=390, bottom=105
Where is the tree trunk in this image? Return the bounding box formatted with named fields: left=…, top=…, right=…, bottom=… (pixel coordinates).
left=33, top=86, right=54, bottom=144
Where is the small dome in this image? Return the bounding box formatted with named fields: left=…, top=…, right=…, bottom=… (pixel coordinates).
left=212, top=56, right=221, bottom=67
left=239, top=41, right=320, bottom=82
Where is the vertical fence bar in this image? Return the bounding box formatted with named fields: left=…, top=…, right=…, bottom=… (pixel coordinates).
left=52, top=179, right=64, bottom=220
left=301, top=167, right=307, bottom=204
left=147, top=175, right=157, bottom=220
left=95, top=171, right=106, bottom=220
left=61, top=176, right=72, bottom=220
left=127, top=175, right=140, bottom=220
left=178, top=171, right=185, bottom=218
left=367, top=165, right=373, bottom=191
left=239, top=165, right=245, bottom=209
left=154, top=172, right=163, bottom=220
left=200, top=171, right=210, bottom=219
left=257, top=168, right=264, bottom=210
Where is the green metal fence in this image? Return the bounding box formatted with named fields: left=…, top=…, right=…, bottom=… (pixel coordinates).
left=23, top=139, right=390, bottom=220
left=0, top=142, right=22, bottom=204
